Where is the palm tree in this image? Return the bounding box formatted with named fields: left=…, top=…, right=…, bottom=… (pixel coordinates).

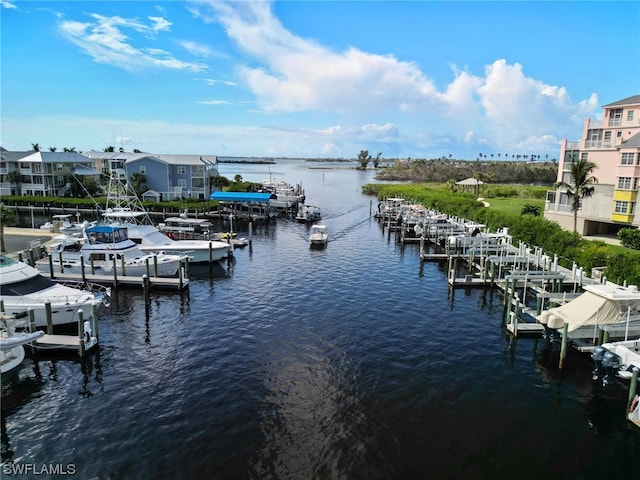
left=356, top=150, right=371, bottom=169
left=0, top=204, right=17, bottom=252
left=31, top=143, right=40, bottom=152
left=6, top=170, right=21, bottom=195
left=554, top=157, right=598, bottom=233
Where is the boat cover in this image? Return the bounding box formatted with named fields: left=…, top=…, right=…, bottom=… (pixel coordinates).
left=210, top=192, right=276, bottom=203
left=536, top=291, right=622, bottom=332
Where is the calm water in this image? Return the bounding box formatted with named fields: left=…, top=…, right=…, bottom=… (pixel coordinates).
left=2, top=160, right=639, bottom=479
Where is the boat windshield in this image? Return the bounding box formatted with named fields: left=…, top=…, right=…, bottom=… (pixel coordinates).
left=0, top=255, right=18, bottom=267
left=0, top=274, right=56, bottom=296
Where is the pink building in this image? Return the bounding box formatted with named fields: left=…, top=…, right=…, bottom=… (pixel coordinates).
left=545, top=94, right=640, bottom=235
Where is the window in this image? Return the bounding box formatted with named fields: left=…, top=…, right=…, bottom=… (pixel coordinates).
left=604, top=131, right=612, bottom=141
left=631, top=202, right=637, bottom=215
left=56, top=163, right=64, bottom=171
left=618, top=177, right=632, bottom=189
left=177, top=166, right=186, bottom=175
left=580, top=152, right=589, bottom=161
left=140, top=166, right=146, bottom=175
left=615, top=201, right=629, bottom=214
left=617, top=131, right=623, bottom=138
left=634, top=178, right=639, bottom=190
left=621, top=153, right=635, bottom=165
left=178, top=179, right=187, bottom=188
left=192, top=165, right=204, bottom=176
left=627, top=110, right=635, bottom=122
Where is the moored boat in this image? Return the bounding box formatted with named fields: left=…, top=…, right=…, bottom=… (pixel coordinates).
left=36, top=225, right=185, bottom=278
left=0, top=326, right=45, bottom=375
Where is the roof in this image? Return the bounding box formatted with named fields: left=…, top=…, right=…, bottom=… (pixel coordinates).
left=14, top=151, right=93, bottom=164
left=457, top=177, right=484, bottom=185
left=73, top=166, right=102, bottom=175
left=620, top=132, right=640, bottom=149
left=210, top=192, right=277, bottom=203
left=603, top=95, right=640, bottom=108
left=126, top=154, right=217, bottom=166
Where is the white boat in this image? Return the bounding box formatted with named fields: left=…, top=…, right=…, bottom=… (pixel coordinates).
left=309, top=224, right=329, bottom=249
left=260, top=179, right=305, bottom=209
left=0, top=325, right=45, bottom=375
left=159, top=216, right=214, bottom=240
left=591, top=338, right=640, bottom=386
left=122, top=223, right=231, bottom=263
left=295, top=204, right=322, bottom=223
left=36, top=225, right=185, bottom=278
left=537, top=283, right=640, bottom=343
left=0, top=255, right=105, bottom=327
left=40, top=213, right=93, bottom=234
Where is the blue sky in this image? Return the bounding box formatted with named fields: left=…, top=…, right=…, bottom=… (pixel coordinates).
left=1, top=1, right=638, bottom=160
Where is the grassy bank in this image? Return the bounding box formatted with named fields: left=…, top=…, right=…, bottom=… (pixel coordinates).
left=363, top=182, right=640, bottom=286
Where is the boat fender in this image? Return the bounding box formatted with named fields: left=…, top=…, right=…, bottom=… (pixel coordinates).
left=630, top=394, right=639, bottom=413
left=83, top=320, right=92, bottom=343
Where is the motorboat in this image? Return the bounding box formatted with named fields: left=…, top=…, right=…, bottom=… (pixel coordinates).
left=40, top=213, right=93, bottom=234
left=260, top=179, right=305, bottom=209
left=121, top=223, right=231, bottom=263
left=309, top=224, right=329, bottom=249
left=0, top=255, right=105, bottom=327
left=36, top=225, right=185, bottom=278
left=591, top=338, right=640, bottom=386
left=295, top=204, right=322, bottom=223
left=0, top=323, right=45, bottom=375
left=537, top=283, right=640, bottom=344
left=158, top=216, right=214, bottom=241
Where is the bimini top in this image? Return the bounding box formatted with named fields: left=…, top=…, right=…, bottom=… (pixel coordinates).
left=210, top=192, right=277, bottom=203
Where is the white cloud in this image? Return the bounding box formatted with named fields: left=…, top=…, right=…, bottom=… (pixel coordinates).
left=1, top=1, right=17, bottom=9
left=196, top=100, right=232, bottom=105
left=193, top=0, right=598, bottom=158
left=179, top=40, right=215, bottom=58
left=58, top=13, right=206, bottom=72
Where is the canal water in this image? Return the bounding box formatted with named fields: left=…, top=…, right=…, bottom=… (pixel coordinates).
left=2, top=160, right=639, bottom=479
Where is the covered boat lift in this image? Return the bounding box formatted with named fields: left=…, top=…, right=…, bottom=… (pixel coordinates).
left=210, top=192, right=277, bottom=220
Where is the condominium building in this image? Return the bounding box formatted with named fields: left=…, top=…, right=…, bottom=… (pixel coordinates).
left=545, top=94, right=640, bottom=235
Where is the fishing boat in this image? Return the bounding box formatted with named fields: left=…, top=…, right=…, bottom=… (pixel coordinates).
left=0, top=324, right=45, bottom=375
left=0, top=255, right=106, bottom=327
left=309, top=224, right=329, bottom=249
left=537, top=283, right=640, bottom=345
left=295, top=204, right=322, bottom=223
left=36, top=225, right=185, bottom=278
left=120, top=223, right=232, bottom=263
left=591, top=338, right=640, bottom=386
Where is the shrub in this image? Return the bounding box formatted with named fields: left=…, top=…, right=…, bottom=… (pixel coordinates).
left=618, top=228, right=640, bottom=250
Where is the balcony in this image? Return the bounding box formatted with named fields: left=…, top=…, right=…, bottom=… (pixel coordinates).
left=584, top=140, right=614, bottom=149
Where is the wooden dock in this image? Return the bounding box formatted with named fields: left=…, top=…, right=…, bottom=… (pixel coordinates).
left=45, top=271, right=189, bottom=290
left=33, top=334, right=98, bottom=356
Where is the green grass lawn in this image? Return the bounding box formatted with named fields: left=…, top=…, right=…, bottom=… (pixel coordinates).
left=483, top=197, right=544, bottom=216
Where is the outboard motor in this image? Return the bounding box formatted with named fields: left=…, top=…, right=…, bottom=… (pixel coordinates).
left=591, top=346, right=607, bottom=381
left=602, top=350, right=622, bottom=386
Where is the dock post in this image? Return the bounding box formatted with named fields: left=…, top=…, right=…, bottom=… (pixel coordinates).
left=45, top=300, right=53, bottom=334
left=146, top=258, right=151, bottom=278
left=58, top=251, right=64, bottom=273
left=91, top=303, right=99, bottom=341
left=81, top=256, right=86, bottom=282
left=559, top=323, right=569, bottom=369
left=29, top=248, right=35, bottom=267
left=78, top=309, right=85, bottom=357
left=28, top=308, right=35, bottom=333
left=249, top=222, right=253, bottom=248
left=154, top=255, right=158, bottom=277
left=91, top=257, right=95, bottom=275
left=121, top=255, right=126, bottom=277
left=143, top=274, right=150, bottom=304
left=48, top=254, right=55, bottom=279
left=179, top=265, right=184, bottom=290
left=627, top=369, right=639, bottom=413
left=112, top=257, right=118, bottom=287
